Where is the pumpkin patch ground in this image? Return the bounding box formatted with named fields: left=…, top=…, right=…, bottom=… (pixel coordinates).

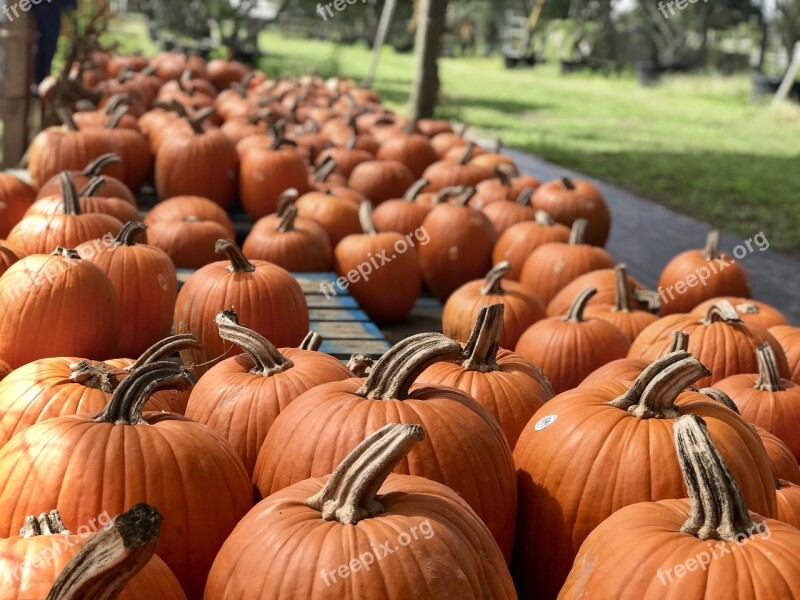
left=0, top=7, right=799, bottom=599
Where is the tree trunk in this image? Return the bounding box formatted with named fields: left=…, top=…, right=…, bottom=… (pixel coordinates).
left=409, top=0, right=449, bottom=121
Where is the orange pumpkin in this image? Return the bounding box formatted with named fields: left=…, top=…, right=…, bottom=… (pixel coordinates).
left=295, top=189, right=361, bottom=247
left=514, top=357, right=777, bottom=599
left=770, top=325, right=800, bottom=383
left=0, top=174, right=36, bottom=238
left=0, top=245, right=20, bottom=279
left=583, top=264, right=660, bottom=340
left=252, top=333, right=518, bottom=561
left=347, top=159, right=416, bottom=205
left=371, top=178, right=435, bottom=237
left=376, top=125, right=438, bottom=178
left=26, top=176, right=140, bottom=224
left=174, top=240, right=309, bottom=374
left=240, top=139, right=310, bottom=219
left=207, top=424, right=516, bottom=599
left=559, top=414, right=795, bottom=600
left=658, top=230, right=751, bottom=315
left=515, top=287, right=631, bottom=393
left=532, top=176, right=611, bottom=247
left=756, top=425, right=800, bottom=484
left=35, top=154, right=136, bottom=204
left=776, top=479, right=800, bottom=528
left=546, top=265, right=653, bottom=317
left=443, top=262, right=546, bottom=348
left=491, top=210, right=570, bottom=280
left=421, top=143, right=493, bottom=192
left=519, top=219, right=615, bottom=305
left=482, top=186, right=539, bottom=236
left=184, top=310, right=351, bottom=476
left=692, top=296, right=789, bottom=330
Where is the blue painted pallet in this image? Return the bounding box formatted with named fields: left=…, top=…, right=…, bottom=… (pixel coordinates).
left=176, top=269, right=391, bottom=360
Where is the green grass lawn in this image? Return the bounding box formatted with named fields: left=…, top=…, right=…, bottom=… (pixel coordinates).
left=253, top=30, right=800, bottom=254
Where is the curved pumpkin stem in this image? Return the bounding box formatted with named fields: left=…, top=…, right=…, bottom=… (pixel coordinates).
left=52, top=247, right=81, bottom=260
left=187, top=106, right=215, bottom=134
left=78, top=177, right=106, bottom=198
left=495, top=164, right=514, bottom=187
left=755, top=342, right=784, bottom=392
left=698, top=387, right=741, bottom=414
left=534, top=210, right=555, bottom=226
left=462, top=304, right=503, bottom=373
left=563, top=287, right=597, bottom=323
left=216, top=309, right=293, bottom=376
left=702, top=230, right=721, bottom=260
left=568, top=219, right=588, bottom=245
left=69, top=361, right=121, bottom=394
left=635, top=289, right=662, bottom=314
left=276, top=188, right=300, bottom=215
left=276, top=204, right=298, bottom=232
left=348, top=354, right=373, bottom=377
left=404, top=179, right=428, bottom=201
left=312, top=155, right=337, bottom=182
left=454, top=187, right=477, bottom=207
left=128, top=333, right=203, bottom=370
left=215, top=240, right=255, bottom=273
left=356, top=333, right=463, bottom=400
left=516, top=187, right=534, bottom=206
left=93, top=362, right=191, bottom=425
left=480, top=262, right=510, bottom=296
left=21, top=509, right=70, bottom=537
left=82, top=154, right=121, bottom=177
left=46, top=504, right=163, bottom=600
left=607, top=352, right=710, bottom=418
left=703, top=300, right=742, bottom=325
left=674, top=414, right=756, bottom=541
left=114, top=221, right=148, bottom=246
left=59, top=108, right=79, bottom=131
left=459, top=142, right=475, bottom=165
left=359, top=201, right=377, bottom=235
left=668, top=331, right=690, bottom=353
left=434, top=186, right=465, bottom=204
left=59, top=172, right=82, bottom=216
left=561, top=177, right=576, bottom=190
left=299, top=331, right=323, bottom=351
left=306, top=423, right=425, bottom=524
left=612, top=264, right=633, bottom=313
left=105, top=105, right=130, bottom=130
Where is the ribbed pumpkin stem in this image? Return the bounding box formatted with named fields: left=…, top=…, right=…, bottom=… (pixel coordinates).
left=216, top=309, right=293, bottom=376
left=404, top=179, right=428, bottom=201
left=299, top=331, right=323, bottom=351
left=434, top=186, right=465, bottom=204
left=69, top=361, right=121, bottom=394
left=669, top=331, right=690, bottom=353
left=561, top=177, right=576, bottom=190
left=495, top=164, right=514, bottom=187
left=129, top=334, right=203, bottom=370
left=563, top=287, right=597, bottom=323
left=534, top=210, right=555, bottom=226
left=480, top=262, right=510, bottom=296
left=306, top=423, right=425, bottom=524
left=277, top=205, right=298, bottom=232
left=187, top=106, right=215, bottom=134
left=702, top=230, right=721, bottom=260
left=105, top=105, right=129, bottom=130
left=454, top=187, right=477, bottom=207
left=459, top=142, right=475, bottom=165
left=216, top=240, right=255, bottom=272
left=276, top=188, right=299, bottom=215
left=78, top=177, right=106, bottom=198
left=356, top=333, right=463, bottom=400
left=703, top=300, right=742, bottom=325
left=462, top=304, right=503, bottom=372
left=20, top=510, right=69, bottom=537
left=93, top=362, right=191, bottom=425
left=52, top=247, right=81, bottom=260
left=82, top=154, right=121, bottom=177
left=698, top=387, right=741, bottom=414
left=114, top=221, right=147, bottom=246
left=359, top=201, right=377, bottom=235
left=313, top=155, right=338, bottom=182
left=674, top=414, right=756, bottom=541
left=59, top=108, right=79, bottom=131
left=348, top=354, right=373, bottom=377
left=613, top=264, right=632, bottom=312
left=59, top=172, right=82, bottom=215
left=568, top=219, right=588, bottom=245
left=46, top=504, right=163, bottom=600
left=755, top=342, right=784, bottom=392
left=607, top=352, right=710, bottom=418
left=516, top=187, right=534, bottom=206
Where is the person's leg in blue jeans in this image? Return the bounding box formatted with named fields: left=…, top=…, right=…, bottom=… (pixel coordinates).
left=32, top=2, right=63, bottom=84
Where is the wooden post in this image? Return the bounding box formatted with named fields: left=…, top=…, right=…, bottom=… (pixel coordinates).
left=2, top=11, right=35, bottom=168
left=772, top=42, right=800, bottom=108
left=408, top=0, right=449, bottom=121
left=361, top=0, right=398, bottom=88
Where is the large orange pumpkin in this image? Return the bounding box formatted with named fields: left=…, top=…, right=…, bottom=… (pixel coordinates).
left=0, top=362, right=253, bottom=599
left=583, top=264, right=659, bottom=341
left=443, top=261, right=546, bottom=348
left=757, top=425, right=800, bottom=484
left=422, top=304, right=553, bottom=448
left=514, top=355, right=778, bottom=599
left=25, top=176, right=141, bottom=225
left=252, top=333, right=517, bottom=561
left=531, top=176, right=611, bottom=246
left=658, top=230, right=752, bottom=315
left=770, top=325, right=800, bottom=383
left=515, top=287, right=631, bottom=393
left=628, top=300, right=790, bottom=386
left=0, top=174, right=36, bottom=238
left=691, top=296, right=789, bottom=329
left=207, top=424, right=516, bottom=599
left=491, top=210, right=570, bottom=281
left=184, top=310, right=351, bottom=476
left=0, top=247, right=120, bottom=367
left=35, top=153, right=136, bottom=204
left=519, top=219, right=615, bottom=305
left=0, top=505, right=185, bottom=600
left=174, top=240, right=308, bottom=374
left=239, top=139, right=310, bottom=219
left=560, top=414, right=798, bottom=600
left=776, top=479, right=800, bottom=529
left=546, top=265, right=652, bottom=317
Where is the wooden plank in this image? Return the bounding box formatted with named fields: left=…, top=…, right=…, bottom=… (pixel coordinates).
left=310, top=320, right=385, bottom=340
left=2, top=12, right=34, bottom=168
left=305, top=294, right=359, bottom=309
left=309, top=308, right=370, bottom=322
left=320, top=339, right=391, bottom=360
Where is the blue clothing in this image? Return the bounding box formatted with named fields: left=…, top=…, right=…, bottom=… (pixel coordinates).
left=31, top=0, right=76, bottom=84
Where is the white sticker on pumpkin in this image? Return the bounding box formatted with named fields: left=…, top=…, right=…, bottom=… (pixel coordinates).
left=534, top=415, right=557, bottom=431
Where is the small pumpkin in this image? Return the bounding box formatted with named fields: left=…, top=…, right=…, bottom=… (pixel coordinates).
left=491, top=210, right=570, bottom=281
left=371, top=178, right=435, bottom=237
left=482, top=186, right=538, bottom=236
left=546, top=265, right=653, bottom=317
left=658, top=230, right=752, bottom=315
left=559, top=414, right=796, bottom=600
left=316, top=135, right=374, bottom=178
left=206, top=58, right=250, bottom=90
left=691, top=296, right=789, bottom=329
left=421, top=142, right=493, bottom=192
left=240, top=138, right=310, bottom=219
left=26, top=176, right=141, bottom=224
left=347, top=159, right=416, bottom=205
left=185, top=310, right=352, bottom=476
left=36, top=153, right=136, bottom=204
left=375, top=123, right=438, bottom=178
left=0, top=174, right=36, bottom=238
left=583, top=264, right=660, bottom=340
left=295, top=189, right=363, bottom=248
left=443, top=262, right=546, bottom=348
left=770, top=325, right=800, bottom=383
left=532, top=176, right=611, bottom=247
left=519, top=219, right=615, bottom=305
left=756, top=425, right=800, bottom=484
left=776, top=479, right=800, bottom=528
left=333, top=202, right=421, bottom=323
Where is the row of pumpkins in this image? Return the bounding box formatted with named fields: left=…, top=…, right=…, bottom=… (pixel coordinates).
left=0, top=50, right=797, bottom=598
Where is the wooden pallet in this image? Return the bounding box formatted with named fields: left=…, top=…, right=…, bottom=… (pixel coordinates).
left=176, top=269, right=392, bottom=360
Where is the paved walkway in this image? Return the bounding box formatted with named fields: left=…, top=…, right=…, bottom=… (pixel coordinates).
left=382, top=150, right=800, bottom=343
